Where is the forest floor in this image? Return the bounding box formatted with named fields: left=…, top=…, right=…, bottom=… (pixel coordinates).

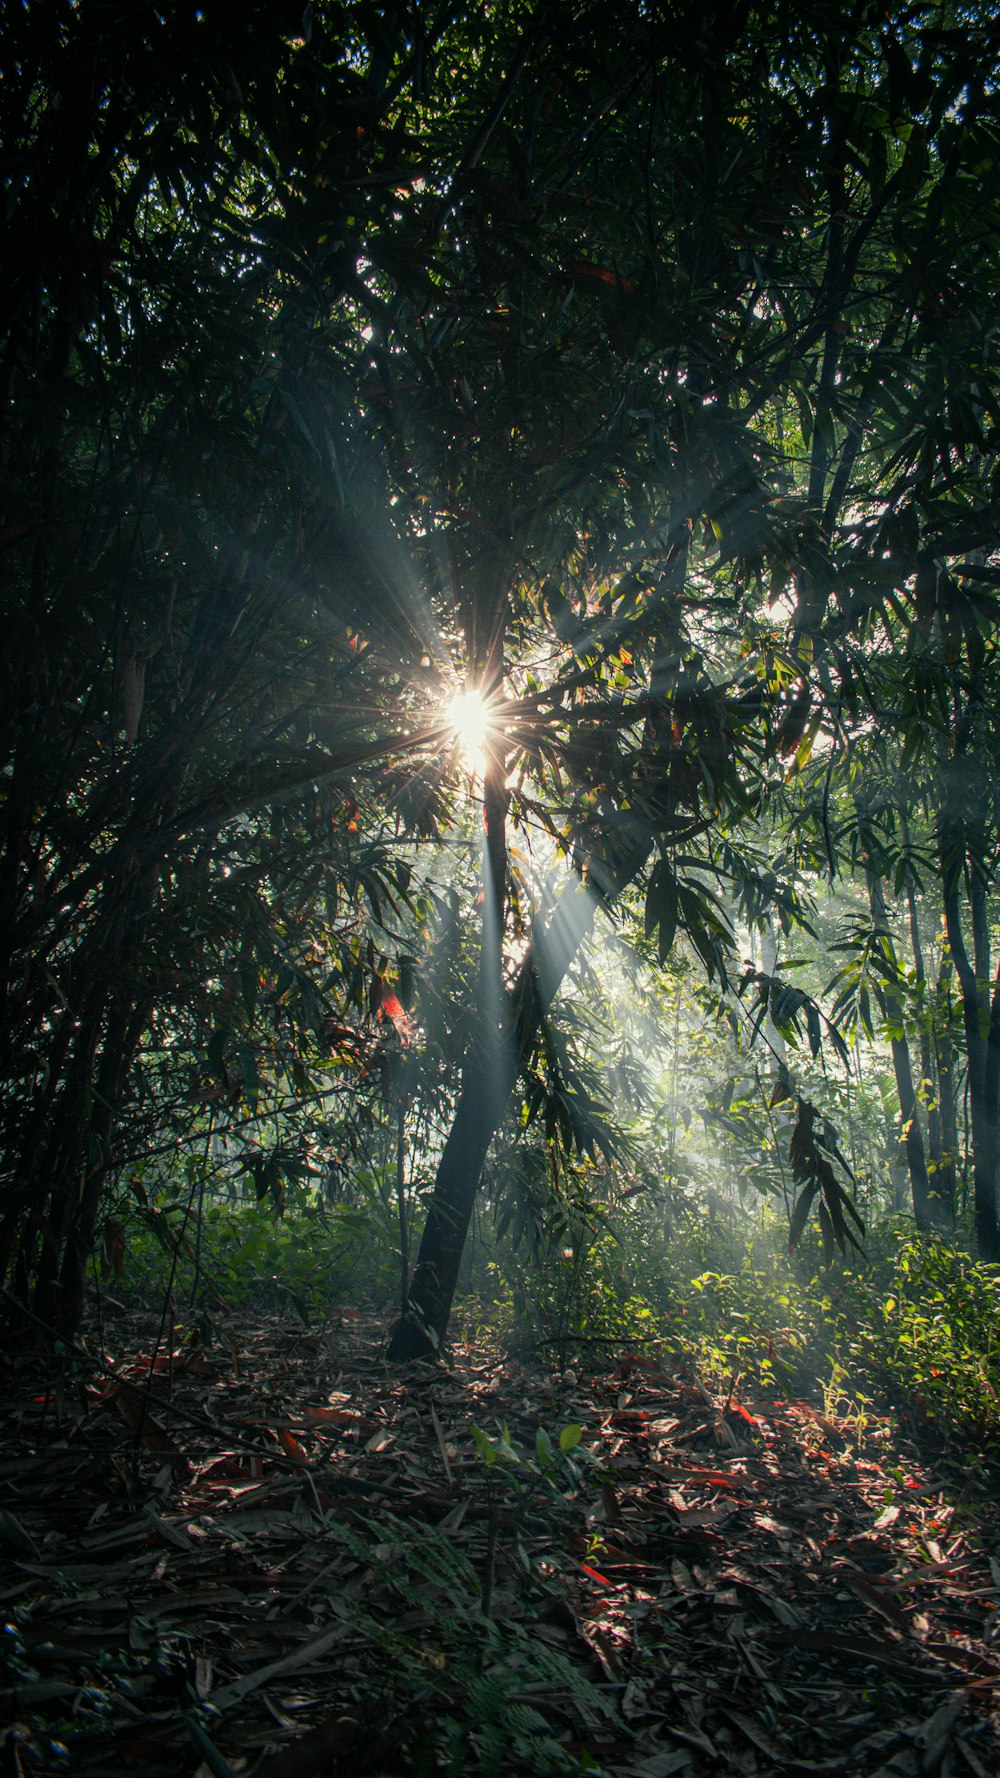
left=2, top=1307, right=1000, bottom=1778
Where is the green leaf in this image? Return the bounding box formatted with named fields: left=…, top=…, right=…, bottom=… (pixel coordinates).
left=240, top=962, right=258, bottom=1024
left=788, top=1183, right=818, bottom=1253
left=471, top=1425, right=497, bottom=1466
left=645, top=860, right=678, bottom=960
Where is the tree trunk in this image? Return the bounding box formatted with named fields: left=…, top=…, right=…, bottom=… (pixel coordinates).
left=933, top=954, right=959, bottom=1219
left=859, top=839, right=933, bottom=1228
left=388, top=732, right=511, bottom=1360
left=389, top=524, right=688, bottom=1363
left=53, top=998, right=148, bottom=1338
left=389, top=1032, right=518, bottom=1358
left=387, top=857, right=639, bottom=1360
left=887, top=1023, right=933, bottom=1230
left=759, top=914, right=787, bottom=1074
left=9, top=846, right=160, bottom=1336
left=940, top=823, right=1000, bottom=1261
left=903, top=867, right=953, bottom=1226
left=30, top=994, right=108, bottom=1328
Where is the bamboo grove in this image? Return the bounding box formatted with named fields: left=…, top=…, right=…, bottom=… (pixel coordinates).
left=3, top=1, right=1000, bottom=1350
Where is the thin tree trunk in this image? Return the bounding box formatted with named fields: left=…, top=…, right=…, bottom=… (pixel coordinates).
left=933, top=954, right=959, bottom=1217
left=389, top=737, right=513, bottom=1360
left=31, top=993, right=108, bottom=1326
left=760, top=913, right=787, bottom=1074
left=859, top=835, right=932, bottom=1228
left=388, top=816, right=653, bottom=1359
left=54, top=997, right=148, bottom=1337
left=903, top=867, right=953, bottom=1226
left=886, top=1017, right=933, bottom=1229
left=390, top=1031, right=519, bottom=1356
left=396, top=1098, right=409, bottom=1319
left=940, top=822, right=1000, bottom=1260
left=389, top=519, right=689, bottom=1362
left=13, top=847, right=160, bottom=1334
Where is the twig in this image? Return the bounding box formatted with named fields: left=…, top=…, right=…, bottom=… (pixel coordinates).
left=482, top=1490, right=500, bottom=1617
left=429, top=1402, right=453, bottom=1484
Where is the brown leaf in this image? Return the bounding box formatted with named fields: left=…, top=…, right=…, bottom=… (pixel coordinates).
left=721, top=1707, right=788, bottom=1761
left=110, top=1390, right=189, bottom=1472
left=670, top=1498, right=739, bottom=1529
left=670, top=1558, right=698, bottom=1596
left=912, top=1695, right=965, bottom=1767
left=846, top=1573, right=913, bottom=1634
left=208, top=1622, right=348, bottom=1712
left=277, top=1427, right=310, bottom=1465
left=300, top=1405, right=378, bottom=1434
left=768, top=1629, right=919, bottom=1673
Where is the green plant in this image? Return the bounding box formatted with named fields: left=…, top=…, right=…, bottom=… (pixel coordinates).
left=470, top=1421, right=586, bottom=1497
left=867, top=1234, right=1000, bottom=1440
left=110, top=1196, right=398, bottom=1319
left=819, top=1358, right=871, bottom=1441
left=325, top=1510, right=619, bottom=1776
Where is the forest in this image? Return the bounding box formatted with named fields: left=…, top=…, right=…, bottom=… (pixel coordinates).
left=4, top=0, right=1000, bottom=1771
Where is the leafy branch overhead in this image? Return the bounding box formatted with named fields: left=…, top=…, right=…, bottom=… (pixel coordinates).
left=3, top=0, right=1000, bottom=1362
left=7, top=9, right=1000, bottom=1772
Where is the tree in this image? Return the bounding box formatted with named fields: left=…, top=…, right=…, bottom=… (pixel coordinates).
left=388, top=0, right=1000, bottom=1350
left=6, top=0, right=1000, bottom=1344
left=0, top=0, right=449, bottom=1330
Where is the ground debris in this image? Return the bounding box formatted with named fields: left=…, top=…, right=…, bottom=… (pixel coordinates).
left=1, top=1309, right=999, bottom=1776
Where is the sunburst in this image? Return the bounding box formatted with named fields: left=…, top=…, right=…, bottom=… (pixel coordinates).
left=445, top=686, right=495, bottom=774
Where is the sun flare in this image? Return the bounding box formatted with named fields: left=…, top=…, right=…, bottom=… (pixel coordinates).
left=445, top=686, right=493, bottom=772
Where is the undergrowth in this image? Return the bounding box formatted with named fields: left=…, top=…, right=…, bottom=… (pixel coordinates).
left=104, top=1196, right=397, bottom=1321
left=468, top=1211, right=1000, bottom=1452
left=8, top=1498, right=617, bottom=1777
left=286, top=1510, right=618, bottom=1776
left=107, top=1188, right=1000, bottom=1454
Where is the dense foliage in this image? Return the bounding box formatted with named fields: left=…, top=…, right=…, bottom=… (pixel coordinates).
left=3, top=0, right=1000, bottom=1376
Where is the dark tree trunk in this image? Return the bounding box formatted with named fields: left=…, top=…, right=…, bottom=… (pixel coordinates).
left=10, top=846, right=159, bottom=1337
left=388, top=732, right=512, bottom=1361
left=388, top=835, right=652, bottom=1360
left=389, top=526, right=687, bottom=1363
left=31, top=994, right=107, bottom=1328
left=933, top=955, right=959, bottom=1218
left=389, top=1033, right=518, bottom=1358
left=888, top=1025, right=933, bottom=1231
left=859, top=842, right=933, bottom=1229
left=940, top=824, right=1000, bottom=1261
left=904, top=868, right=953, bottom=1226
left=54, top=998, right=148, bottom=1337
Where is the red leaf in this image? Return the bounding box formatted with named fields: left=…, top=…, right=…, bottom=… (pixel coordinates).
left=580, top=1562, right=611, bottom=1585
left=380, top=993, right=410, bottom=1040
left=569, top=259, right=635, bottom=294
